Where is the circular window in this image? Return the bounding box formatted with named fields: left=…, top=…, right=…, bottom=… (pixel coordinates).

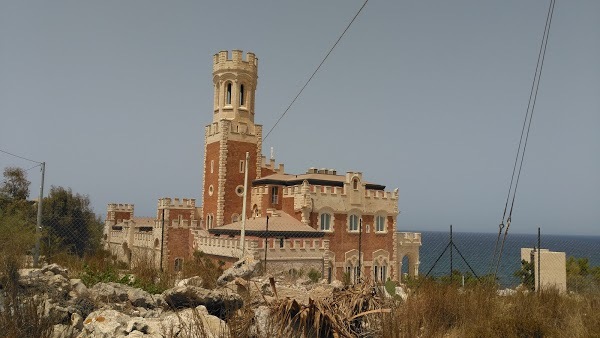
left=236, top=185, right=245, bottom=197
left=208, top=185, right=214, bottom=196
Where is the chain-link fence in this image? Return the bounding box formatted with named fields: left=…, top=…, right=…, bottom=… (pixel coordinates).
left=416, top=226, right=600, bottom=292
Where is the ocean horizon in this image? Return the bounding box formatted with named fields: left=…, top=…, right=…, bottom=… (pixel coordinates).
left=405, top=231, right=600, bottom=287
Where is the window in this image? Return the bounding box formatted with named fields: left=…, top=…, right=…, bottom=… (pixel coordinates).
left=380, top=265, right=387, bottom=282
left=239, top=84, right=245, bottom=106
left=376, top=215, right=386, bottom=232
left=271, top=187, right=279, bottom=204
left=174, top=258, right=183, bottom=272
left=239, top=160, right=245, bottom=173
left=320, top=213, right=331, bottom=231
left=210, top=160, right=214, bottom=174
left=236, top=185, right=244, bottom=197
left=208, top=185, right=214, bottom=196
left=232, top=214, right=239, bottom=223
left=348, top=214, right=359, bottom=232
left=226, top=83, right=232, bottom=104
left=353, top=178, right=359, bottom=190
left=206, top=214, right=213, bottom=228
left=374, top=265, right=379, bottom=282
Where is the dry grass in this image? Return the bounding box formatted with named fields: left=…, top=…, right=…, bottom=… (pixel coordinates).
left=380, top=281, right=600, bottom=338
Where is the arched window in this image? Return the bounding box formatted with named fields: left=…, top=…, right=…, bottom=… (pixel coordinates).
left=232, top=214, right=239, bottom=223
left=348, top=214, right=359, bottom=232
left=353, top=178, right=359, bottom=190
left=320, top=213, right=331, bottom=231
left=239, top=84, right=245, bottom=106
left=226, top=83, right=232, bottom=104
left=376, top=215, right=386, bottom=232
left=174, top=258, right=183, bottom=272
left=206, top=214, right=213, bottom=228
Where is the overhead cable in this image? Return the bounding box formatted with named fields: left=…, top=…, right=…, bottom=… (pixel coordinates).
left=262, top=0, right=369, bottom=141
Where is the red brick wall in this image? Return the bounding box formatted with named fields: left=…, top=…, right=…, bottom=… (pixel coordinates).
left=111, top=211, right=132, bottom=223
left=202, top=141, right=220, bottom=225
left=281, top=195, right=295, bottom=215
left=222, top=140, right=259, bottom=225
left=166, top=227, right=194, bottom=271
left=313, top=212, right=395, bottom=280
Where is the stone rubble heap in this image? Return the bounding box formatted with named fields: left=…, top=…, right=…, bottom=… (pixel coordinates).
left=8, top=259, right=346, bottom=338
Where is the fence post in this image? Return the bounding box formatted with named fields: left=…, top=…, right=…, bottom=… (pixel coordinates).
left=34, top=162, right=45, bottom=267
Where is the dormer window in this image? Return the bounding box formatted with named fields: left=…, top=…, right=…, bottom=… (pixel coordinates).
left=239, top=84, right=245, bottom=106
left=226, top=83, right=232, bottom=105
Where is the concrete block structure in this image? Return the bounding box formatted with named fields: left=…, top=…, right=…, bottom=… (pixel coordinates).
left=521, top=248, right=567, bottom=293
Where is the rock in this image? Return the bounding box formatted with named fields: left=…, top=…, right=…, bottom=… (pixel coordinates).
left=80, top=309, right=131, bottom=338
left=162, top=285, right=243, bottom=318
left=249, top=305, right=270, bottom=337
left=296, top=277, right=312, bottom=286
left=330, top=280, right=344, bottom=291
left=125, top=319, right=149, bottom=333
left=160, top=305, right=230, bottom=338
left=51, top=324, right=80, bottom=338
left=90, top=283, right=121, bottom=303
left=126, top=287, right=156, bottom=308
left=71, top=312, right=84, bottom=330
left=70, top=279, right=88, bottom=296
left=19, top=268, right=43, bottom=279
left=71, top=296, right=96, bottom=318
left=177, top=276, right=204, bottom=287
left=217, top=256, right=260, bottom=286
left=42, top=263, right=69, bottom=278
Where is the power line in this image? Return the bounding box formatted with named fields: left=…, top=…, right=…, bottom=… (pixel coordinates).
left=25, top=163, right=42, bottom=172
left=492, top=0, right=556, bottom=277
left=0, top=148, right=42, bottom=164
left=262, top=0, right=369, bottom=141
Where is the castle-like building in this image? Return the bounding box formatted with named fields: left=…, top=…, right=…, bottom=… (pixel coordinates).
left=104, top=50, right=421, bottom=283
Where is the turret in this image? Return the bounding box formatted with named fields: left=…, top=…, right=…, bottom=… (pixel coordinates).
left=212, top=50, right=258, bottom=124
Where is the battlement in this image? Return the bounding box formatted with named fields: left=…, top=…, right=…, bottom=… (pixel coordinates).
left=261, top=156, right=284, bottom=173
left=158, top=197, right=196, bottom=209
left=213, top=50, right=258, bottom=74
left=107, top=203, right=134, bottom=212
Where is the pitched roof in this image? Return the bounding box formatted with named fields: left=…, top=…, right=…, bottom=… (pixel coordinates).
left=208, top=211, right=323, bottom=238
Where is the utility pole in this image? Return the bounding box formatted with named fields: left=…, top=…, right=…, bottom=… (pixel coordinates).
left=33, top=162, right=45, bottom=267
left=537, top=226, right=541, bottom=292
left=358, top=218, right=362, bottom=283
left=264, top=215, right=269, bottom=272
left=240, top=152, right=249, bottom=257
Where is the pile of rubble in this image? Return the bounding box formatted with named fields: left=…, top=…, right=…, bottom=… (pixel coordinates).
left=8, top=257, right=356, bottom=338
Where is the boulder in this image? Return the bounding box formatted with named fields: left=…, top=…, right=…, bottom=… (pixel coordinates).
left=249, top=305, right=271, bottom=337
left=217, top=256, right=260, bottom=286
left=42, top=263, right=69, bottom=278
left=162, top=285, right=243, bottom=318
left=80, top=309, right=131, bottom=338
left=177, top=276, right=204, bottom=287
left=330, top=280, right=344, bottom=291
left=160, top=305, right=230, bottom=338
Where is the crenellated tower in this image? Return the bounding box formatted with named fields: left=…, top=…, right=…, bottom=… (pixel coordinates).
left=202, top=50, right=264, bottom=228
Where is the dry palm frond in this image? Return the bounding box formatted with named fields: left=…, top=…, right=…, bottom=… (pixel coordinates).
left=267, top=279, right=387, bottom=337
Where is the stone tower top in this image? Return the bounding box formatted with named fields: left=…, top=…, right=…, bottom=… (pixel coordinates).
left=211, top=50, right=258, bottom=124
left=213, top=50, right=258, bottom=73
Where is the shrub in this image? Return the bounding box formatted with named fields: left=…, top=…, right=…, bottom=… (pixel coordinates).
left=308, top=268, right=321, bottom=283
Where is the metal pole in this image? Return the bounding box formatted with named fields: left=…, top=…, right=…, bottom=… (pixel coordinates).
left=264, top=215, right=269, bottom=273
left=537, top=226, right=541, bottom=292
left=450, top=224, right=453, bottom=279
left=240, top=152, right=249, bottom=257
left=160, top=209, right=165, bottom=272
left=34, top=162, right=45, bottom=267
left=358, top=218, right=362, bottom=283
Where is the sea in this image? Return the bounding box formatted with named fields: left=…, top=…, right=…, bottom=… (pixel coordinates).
left=408, top=231, right=600, bottom=287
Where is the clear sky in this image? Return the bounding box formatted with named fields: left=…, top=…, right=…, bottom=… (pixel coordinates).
left=1, top=1, right=598, bottom=235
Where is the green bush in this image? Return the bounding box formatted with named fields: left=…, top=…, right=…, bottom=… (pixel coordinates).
left=308, top=268, right=321, bottom=283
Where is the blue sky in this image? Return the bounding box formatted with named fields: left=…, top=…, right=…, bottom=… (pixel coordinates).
left=1, top=1, right=598, bottom=235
